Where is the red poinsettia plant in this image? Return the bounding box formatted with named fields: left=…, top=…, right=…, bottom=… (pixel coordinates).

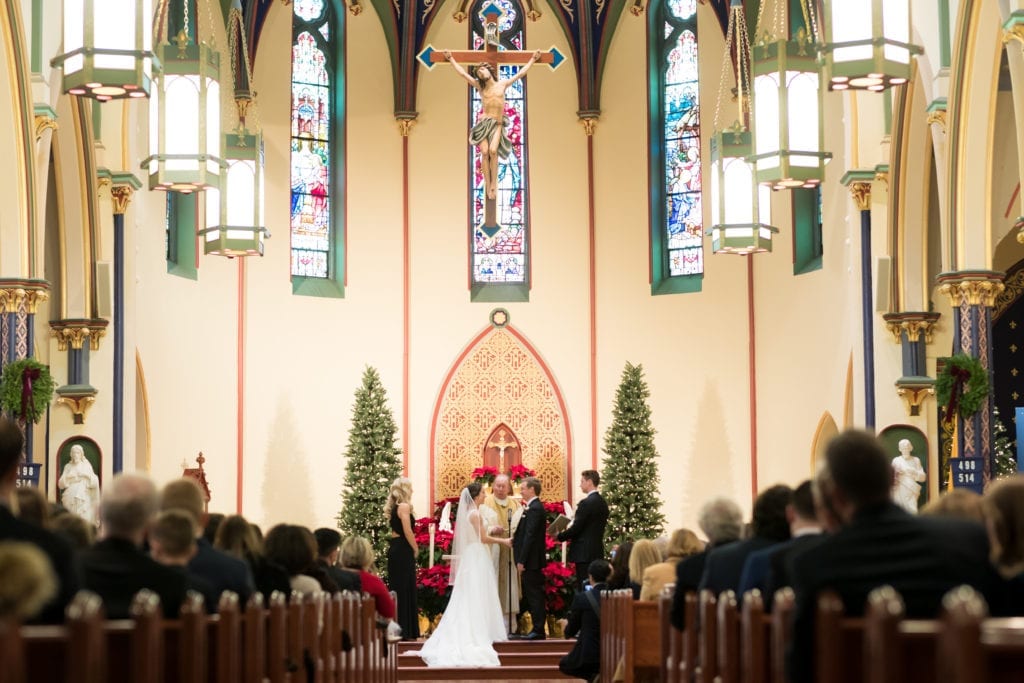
left=471, top=465, right=500, bottom=485
left=508, top=464, right=537, bottom=485
left=542, top=561, right=576, bottom=617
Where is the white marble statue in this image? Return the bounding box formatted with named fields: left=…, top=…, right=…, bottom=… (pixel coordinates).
left=58, top=445, right=99, bottom=526
left=891, top=439, right=927, bottom=513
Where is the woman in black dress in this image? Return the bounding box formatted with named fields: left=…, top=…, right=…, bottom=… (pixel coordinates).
left=385, top=476, right=419, bottom=640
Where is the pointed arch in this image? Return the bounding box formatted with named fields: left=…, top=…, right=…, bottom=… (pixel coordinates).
left=135, top=349, right=152, bottom=472
left=811, top=412, right=839, bottom=475
left=429, top=324, right=572, bottom=506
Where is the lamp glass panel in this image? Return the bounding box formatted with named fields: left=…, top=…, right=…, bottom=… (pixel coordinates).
left=787, top=71, right=819, bottom=153
left=226, top=162, right=256, bottom=225
left=831, top=1, right=872, bottom=62
left=205, top=188, right=219, bottom=235
left=710, top=158, right=721, bottom=226
left=63, top=0, right=85, bottom=73
left=258, top=145, right=265, bottom=226
left=148, top=92, right=159, bottom=174
left=142, top=0, right=153, bottom=76
left=754, top=73, right=780, bottom=157
left=758, top=184, right=772, bottom=224
left=93, top=0, right=136, bottom=69
left=723, top=158, right=754, bottom=224
left=206, top=79, right=220, bottom=157
left=725, top=227, right=752, bottom=238
left=883, top=0, right=910, bottom=62
left=165, top=77, right=200, bottom=170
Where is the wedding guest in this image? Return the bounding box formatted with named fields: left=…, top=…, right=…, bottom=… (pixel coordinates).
left=14, top=487, right=50, bottom=529
left=340, top=535, right=396, bottom=621
left=559, top=558, right=611, bottom=680
left=921, top=488, right=985, bottom=523
left=264, top=524, right=336, bottom=595
left=982, top=474, right=1024, bottom=611
left=150, top=509, right=219, bottom=612
left=640, top=529, right=702, bottom=600
left=203, top=513, right=225, bottom=545
left=607, top=540, right=634, bottom=591
left=50, top=510, right=95, bottom=551
left=314, top=527, right=360, bottom=591
left=628, top=539, right=662, bottom=599
left=214, top=515, right=290, bottom=604
left=385, top=477, right=419, bottom=640
left=0, top=542, right=57, bottom=620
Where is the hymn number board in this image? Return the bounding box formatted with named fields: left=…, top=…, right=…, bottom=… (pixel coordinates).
left=15, top=462, right=41, bottom=488
left=951, top=457, right=985, bottom=494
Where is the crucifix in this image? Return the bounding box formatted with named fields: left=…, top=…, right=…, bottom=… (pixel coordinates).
left=419, top=2, right=562, bottom=237
left=487, top=428, right=519, bottom=472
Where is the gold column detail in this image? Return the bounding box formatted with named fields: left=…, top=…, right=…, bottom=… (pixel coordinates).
left=50, top=319, right=109, bottom=351
left=0, top=283, right=50, bottom=314
left=110, top=185, right=135, bottom=215
left=849, top=182, right=872, bottom=211
left=926, top=110, right=947, bottom=133
left=34, top=114, right=58, bottom=141
left=629, top=0, right=644, bottom=16
left=896, top=382, right=935, bottom=417
left=1013, top=216, right=1024, bottom=244
left=56, top=393, right=96, bottom=425
left=873, top=171, right=889, bottom=189
left=936, top=271, right=1006, bottom=308
left=397, top=117, right=417, bottom=137
left=882, top=312, right=941, bottom=344
left=1003, top=25, right=1024, bottom=47
left=345, top=0, right=363, bottom=14
left=579, top=116, right=598, bottom=136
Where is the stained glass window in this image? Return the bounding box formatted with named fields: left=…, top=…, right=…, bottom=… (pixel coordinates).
left=290, top=0, right=333, bottom=279
left=650, top=0, right=703, bottom=292
left=469, top=0, right=529, bottom=287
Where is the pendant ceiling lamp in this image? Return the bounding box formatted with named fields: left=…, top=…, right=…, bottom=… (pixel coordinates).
left=200, top=0, right=268, bottom=257
left=53, top=0, right=155, bottom=100
left=708, top=0, right=777, bottom=255
left=750, top=0, right=831, bottom=189
left=142, top=0, right=223, bottom=193
left=820, top=0, right=919, bottom=91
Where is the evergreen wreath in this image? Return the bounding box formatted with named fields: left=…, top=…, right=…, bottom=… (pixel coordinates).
left=936, top=353, right=989, bottom=422
left=0, top=359, right=56, bottom=424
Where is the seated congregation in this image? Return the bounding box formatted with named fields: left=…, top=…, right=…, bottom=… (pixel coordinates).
left=4, top=414, right=1024, bottom=682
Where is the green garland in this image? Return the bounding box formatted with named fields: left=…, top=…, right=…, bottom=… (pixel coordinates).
left=936, top=353, right=989, bottom=420
left=0, top=359, right=56, bottom=424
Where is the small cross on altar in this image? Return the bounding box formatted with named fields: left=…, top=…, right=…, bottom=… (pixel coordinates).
left=419, top=2, right=563, bottom=237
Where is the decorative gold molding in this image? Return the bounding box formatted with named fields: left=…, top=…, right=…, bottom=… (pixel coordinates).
left=50, top=318, right=109, bottom=351
left=896, top=383, right=934, bottom=417
left=0, top=283, right=50, bottom=314
left=926, top=110, right=947, bottom=133
left=110, top=185, right=134, bottom=215
left=396, top=117, right=416, bottom=137
left=1003, top=25, right=1024, bottom=47
left=33, top=113, right=57, bottom=141
left=936, top=271, right=1006, bottom=308
left=849, top=181, right=872, bottom=211
left=882, top=312, right=941, bottom=344
left=56, top=393, right=95, bottom=425
left=629, top=0, right=644, bottom=16
left=579, top=116, right=598, bottom=136
left=345, top=0, right=363, bottom=15
left=874, top=171, right=889, bottom=189
left=1014, top=216, right=1024, bottom=245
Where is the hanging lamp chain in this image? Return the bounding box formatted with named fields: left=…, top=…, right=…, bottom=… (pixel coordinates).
left=713, top=2, right=753, bottom=132
left=228, top=2, right=261, bottom=133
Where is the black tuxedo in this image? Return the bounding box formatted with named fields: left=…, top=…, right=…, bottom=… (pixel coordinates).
left=786, top=503, right=1005, bottom=683
left=513, top=496, right=547, bottom=635
left=81, top=537, right=189, bottom=618
left=557, top=491, right=609, bottom=585
left=188, top=538, right=254, bottom=605
left=559, top=583, right=606, bottom=679
left=0, top=505, right=80, bottom=623
left=763, top=533, right=825, bottom=609
left=669, top=540, right=736, bottom=630
left=698, top=536, right=778, bottom=597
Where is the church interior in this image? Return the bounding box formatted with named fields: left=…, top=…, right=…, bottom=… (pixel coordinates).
left=2, top=0, right=1024, bottom=679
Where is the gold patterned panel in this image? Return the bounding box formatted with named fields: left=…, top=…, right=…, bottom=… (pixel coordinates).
left=433, top=328, right=568, bottom=503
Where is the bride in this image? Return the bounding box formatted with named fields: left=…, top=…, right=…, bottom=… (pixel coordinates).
left=417, top=482, right=513, bottom=667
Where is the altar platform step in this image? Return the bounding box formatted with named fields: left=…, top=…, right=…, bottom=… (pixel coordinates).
left=396, top=638, right=575, bottom=681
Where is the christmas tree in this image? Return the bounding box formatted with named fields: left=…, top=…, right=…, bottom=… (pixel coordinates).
left=601, top=362, right=666, bottom=549
left=337, top=367, right=404, bottom=576
left=993, top=405, right=1018, bottom=479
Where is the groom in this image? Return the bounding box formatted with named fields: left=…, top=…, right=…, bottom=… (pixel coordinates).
left=513, top=476, right=547, bottom=640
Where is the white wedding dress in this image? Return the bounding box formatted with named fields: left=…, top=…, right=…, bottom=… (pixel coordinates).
left=417, top=488, right=507, bottom=667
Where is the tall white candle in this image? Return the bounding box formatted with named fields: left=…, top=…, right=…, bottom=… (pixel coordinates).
left=561, top=541, right=568, bottom=566
left=429, top=523, right=436, bottom=568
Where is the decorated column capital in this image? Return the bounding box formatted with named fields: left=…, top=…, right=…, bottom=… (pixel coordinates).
left=396, top=115, right=417, bottom=137
left=840, top=169, right=876, bottom=211
left=110, top=186, right=135, bottom=215
left=578, top=113, right=599, bottom=136
left=882, top=312, right=942, bottom=344
left=0, top=280, right=50, bottom=314
left=49, top=318, right=109, bottom=351
left=55, top=391, right=96, bottom=425
left=926, top=98, right=948, bottom=134
left=895, top=380, right=935, bottom=417
left=849, top=182, right=872, bottom=211
left=1003, top=12, right=1024, bottom=48
left=936, top=271, right=1006, bottom=308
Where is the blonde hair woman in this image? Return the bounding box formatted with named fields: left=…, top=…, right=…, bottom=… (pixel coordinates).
left=640, top=529, right=703, bottom=600
left=385, top=477, right=419, bottom=640
left=628, top=539, right=663, bottom=599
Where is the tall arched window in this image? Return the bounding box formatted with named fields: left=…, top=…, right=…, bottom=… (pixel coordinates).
left=649, top=0, right=702, bottom=294
left=469, top=0, right=530, bottom=300
left=290, top=0, right=345, bottom=296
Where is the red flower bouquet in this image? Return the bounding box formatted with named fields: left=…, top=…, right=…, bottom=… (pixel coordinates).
left=470, top=465, right=499, bottom=485
left=508, top=464, right=536, bottom=485
left=542, top=561, right=577, bottom=617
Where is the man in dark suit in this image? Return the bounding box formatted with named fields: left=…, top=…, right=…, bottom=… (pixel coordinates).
left=314, top=527, right=361, bottom=591
left=81, top=473, right=189, bottom=618
left=559, top=558, right=612, bottom=680
left=698, top=484, right=792, bottom=597
left=161, top=478, right=255, bottom=605
left=670, top=496, right=743, bottom=630
left=0, top=417, right=80, bottom=623
left=557, top=469, right=610, bottom=588
left=787, top=430, right=1006, bottom=683
left=513, top=476, right=547, bottom=639
left=149, top=509, right=220, bottom=612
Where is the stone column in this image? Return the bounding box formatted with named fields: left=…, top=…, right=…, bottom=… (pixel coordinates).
left=50, top=318, right=108, bottom=424
left=937, top=271, right=1005, bottom=481
left=882, top=312, right=941, bottom=416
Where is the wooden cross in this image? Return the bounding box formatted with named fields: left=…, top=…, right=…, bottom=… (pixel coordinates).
left=487, top=428, right=518, bottom=472
left=419, top=2, right=562, bottom=236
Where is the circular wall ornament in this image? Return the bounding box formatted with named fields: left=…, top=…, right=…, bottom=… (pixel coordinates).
left=490, top=308, right=510, bottom=328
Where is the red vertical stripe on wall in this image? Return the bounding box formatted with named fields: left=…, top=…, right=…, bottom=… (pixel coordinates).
left=588, top=133, right=598, bottom=471
left=747, top=257, right=758, bottom=502
left=402, top=134, right=411, bottom=476
left=237, top=258, right=246, bottom=514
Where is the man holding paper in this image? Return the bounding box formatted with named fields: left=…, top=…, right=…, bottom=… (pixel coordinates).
left=556, top=469, right=610, bottom=587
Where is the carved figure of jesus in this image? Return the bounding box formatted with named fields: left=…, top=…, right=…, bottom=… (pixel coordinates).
left=442, top=49, right=541, bottom=202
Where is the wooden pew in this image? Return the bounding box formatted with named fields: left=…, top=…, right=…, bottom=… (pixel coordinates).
left=940, top=585, right=1024, bottom=683
left=741, top=590, right=769, bottom=683
left=130, top=591, right=164, bottom=682
left=243, top=593, right=267, bottom=683
left=864, top=585, right=938, bottom=683
left=214, top=592, right=241, bottom=683
left=770, top=589, right=794, bottom=683
left=599, top=590, right=660, bottom=683
left=267, top=591, right=291, bottom=683
left=20, top=591, right=108, bottom=683
left=694, top=590, right=717, bottom=683
left=0, top=619, right=25, bottom=683
left=717, top=590, right=740, bottom=683
left=815, top=591, right=864, bottom=683
left=659, top=585, right=682, bottom=683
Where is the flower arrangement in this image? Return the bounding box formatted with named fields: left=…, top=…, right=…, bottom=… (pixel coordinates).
left=542, top=561, right=576, bottom=616
left=508, top=464, right=536, bottom=485
left=414, top=513, right=454, bottom=621
left=471, top=465, right=499, bottom=486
